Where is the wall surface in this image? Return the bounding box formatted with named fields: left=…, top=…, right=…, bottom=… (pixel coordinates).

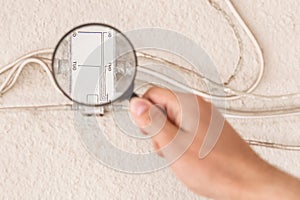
left=0, top=0, right=299, bottom=199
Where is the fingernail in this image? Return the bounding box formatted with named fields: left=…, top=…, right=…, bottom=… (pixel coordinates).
left=130, top=98, right=150, bottom=116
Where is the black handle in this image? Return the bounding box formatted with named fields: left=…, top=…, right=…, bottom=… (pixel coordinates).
left=130, top=92, right=139, bottom=99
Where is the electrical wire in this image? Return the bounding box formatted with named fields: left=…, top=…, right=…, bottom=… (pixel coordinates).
left=245, top=140, right=300, bottom=151
left=207, top=0, right=264, bottom=97
left=0, top=103, right=72, bottom=111
left=137, top=53, right=300, bottom=100
left=0, top=58, right=61, bottom=95
left=0, top=1, right=298, bottom=119
left=0, top=0, right=299, bottom=151
left=0, top=102, right=299, bottom=152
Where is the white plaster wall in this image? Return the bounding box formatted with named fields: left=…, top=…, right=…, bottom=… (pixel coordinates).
left=0, top=0, right=299, bottom=199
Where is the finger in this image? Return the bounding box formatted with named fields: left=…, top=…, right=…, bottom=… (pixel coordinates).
left=152, top=140, right=164, bottom=157
left=130, top=97, right=178, bottom=149
left=143, top=87, right=181, bottom=126
left=130, top=97, right=199, bottom=161
left=143, top=86, right=200, bottom=133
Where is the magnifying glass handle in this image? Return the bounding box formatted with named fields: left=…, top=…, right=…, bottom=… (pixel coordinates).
left=130, top=92, right=139, bottom=99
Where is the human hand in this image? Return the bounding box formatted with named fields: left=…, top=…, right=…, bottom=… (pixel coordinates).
left=129, top=86, right=300, bottom=199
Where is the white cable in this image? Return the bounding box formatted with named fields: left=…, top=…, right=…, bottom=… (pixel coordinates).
left=0, top=0, right=297, bottom=154
left=223, top=109, right=300, bottom=119
left=138, top=54, right=300, bottom=99
left=0, top=49, right=53, bottom=74
left=224, top=0, right=265, bottom=95
left=0, top=50, right=299, bottom=119
left=0, top=0, right=299, bottom=120
left=0, top=57, right=61, bottom=96
left=138, top=66, right=300, bottom=118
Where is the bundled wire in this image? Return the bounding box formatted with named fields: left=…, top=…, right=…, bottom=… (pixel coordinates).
left=0, top=0, right=299, bottom=151
left=0, top=49, right=60, bottom=95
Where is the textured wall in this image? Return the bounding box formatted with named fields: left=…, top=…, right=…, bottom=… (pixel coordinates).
left=0, top=0, right=299, bottom=199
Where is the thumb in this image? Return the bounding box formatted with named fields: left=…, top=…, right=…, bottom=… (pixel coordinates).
left=130, top=97, right=179, bottom=149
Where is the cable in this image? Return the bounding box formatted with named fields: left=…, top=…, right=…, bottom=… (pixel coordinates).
left=245, top=140, right=300, bottom=151
left=0, top=0, right=299, bottom=150
left=137, top=52, right=300, bottom=99
left=0, top=3, right=299, bottom=118
left=0, top=49, right=53, bottom=74
left=218, top=0, right=265, bottom=95
left=0, top=104, right=72, bottom=111
left=0, top=57, right=61, bottom=95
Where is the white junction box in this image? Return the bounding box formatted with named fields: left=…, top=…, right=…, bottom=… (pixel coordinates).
left=70, top=27, right=115, bottom=105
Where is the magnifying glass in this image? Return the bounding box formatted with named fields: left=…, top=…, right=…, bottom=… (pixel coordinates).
left=52, top=23, right=138, bottom=107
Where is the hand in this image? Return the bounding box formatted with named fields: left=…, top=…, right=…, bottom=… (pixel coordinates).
left=129, top=86, right=300, bottom=199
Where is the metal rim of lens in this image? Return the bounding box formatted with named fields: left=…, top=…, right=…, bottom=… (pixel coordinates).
left=51, top=23, right=138, bottom=107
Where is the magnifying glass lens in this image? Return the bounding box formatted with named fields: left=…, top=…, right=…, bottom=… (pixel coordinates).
left=52, top=24, right=137, bottom=106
